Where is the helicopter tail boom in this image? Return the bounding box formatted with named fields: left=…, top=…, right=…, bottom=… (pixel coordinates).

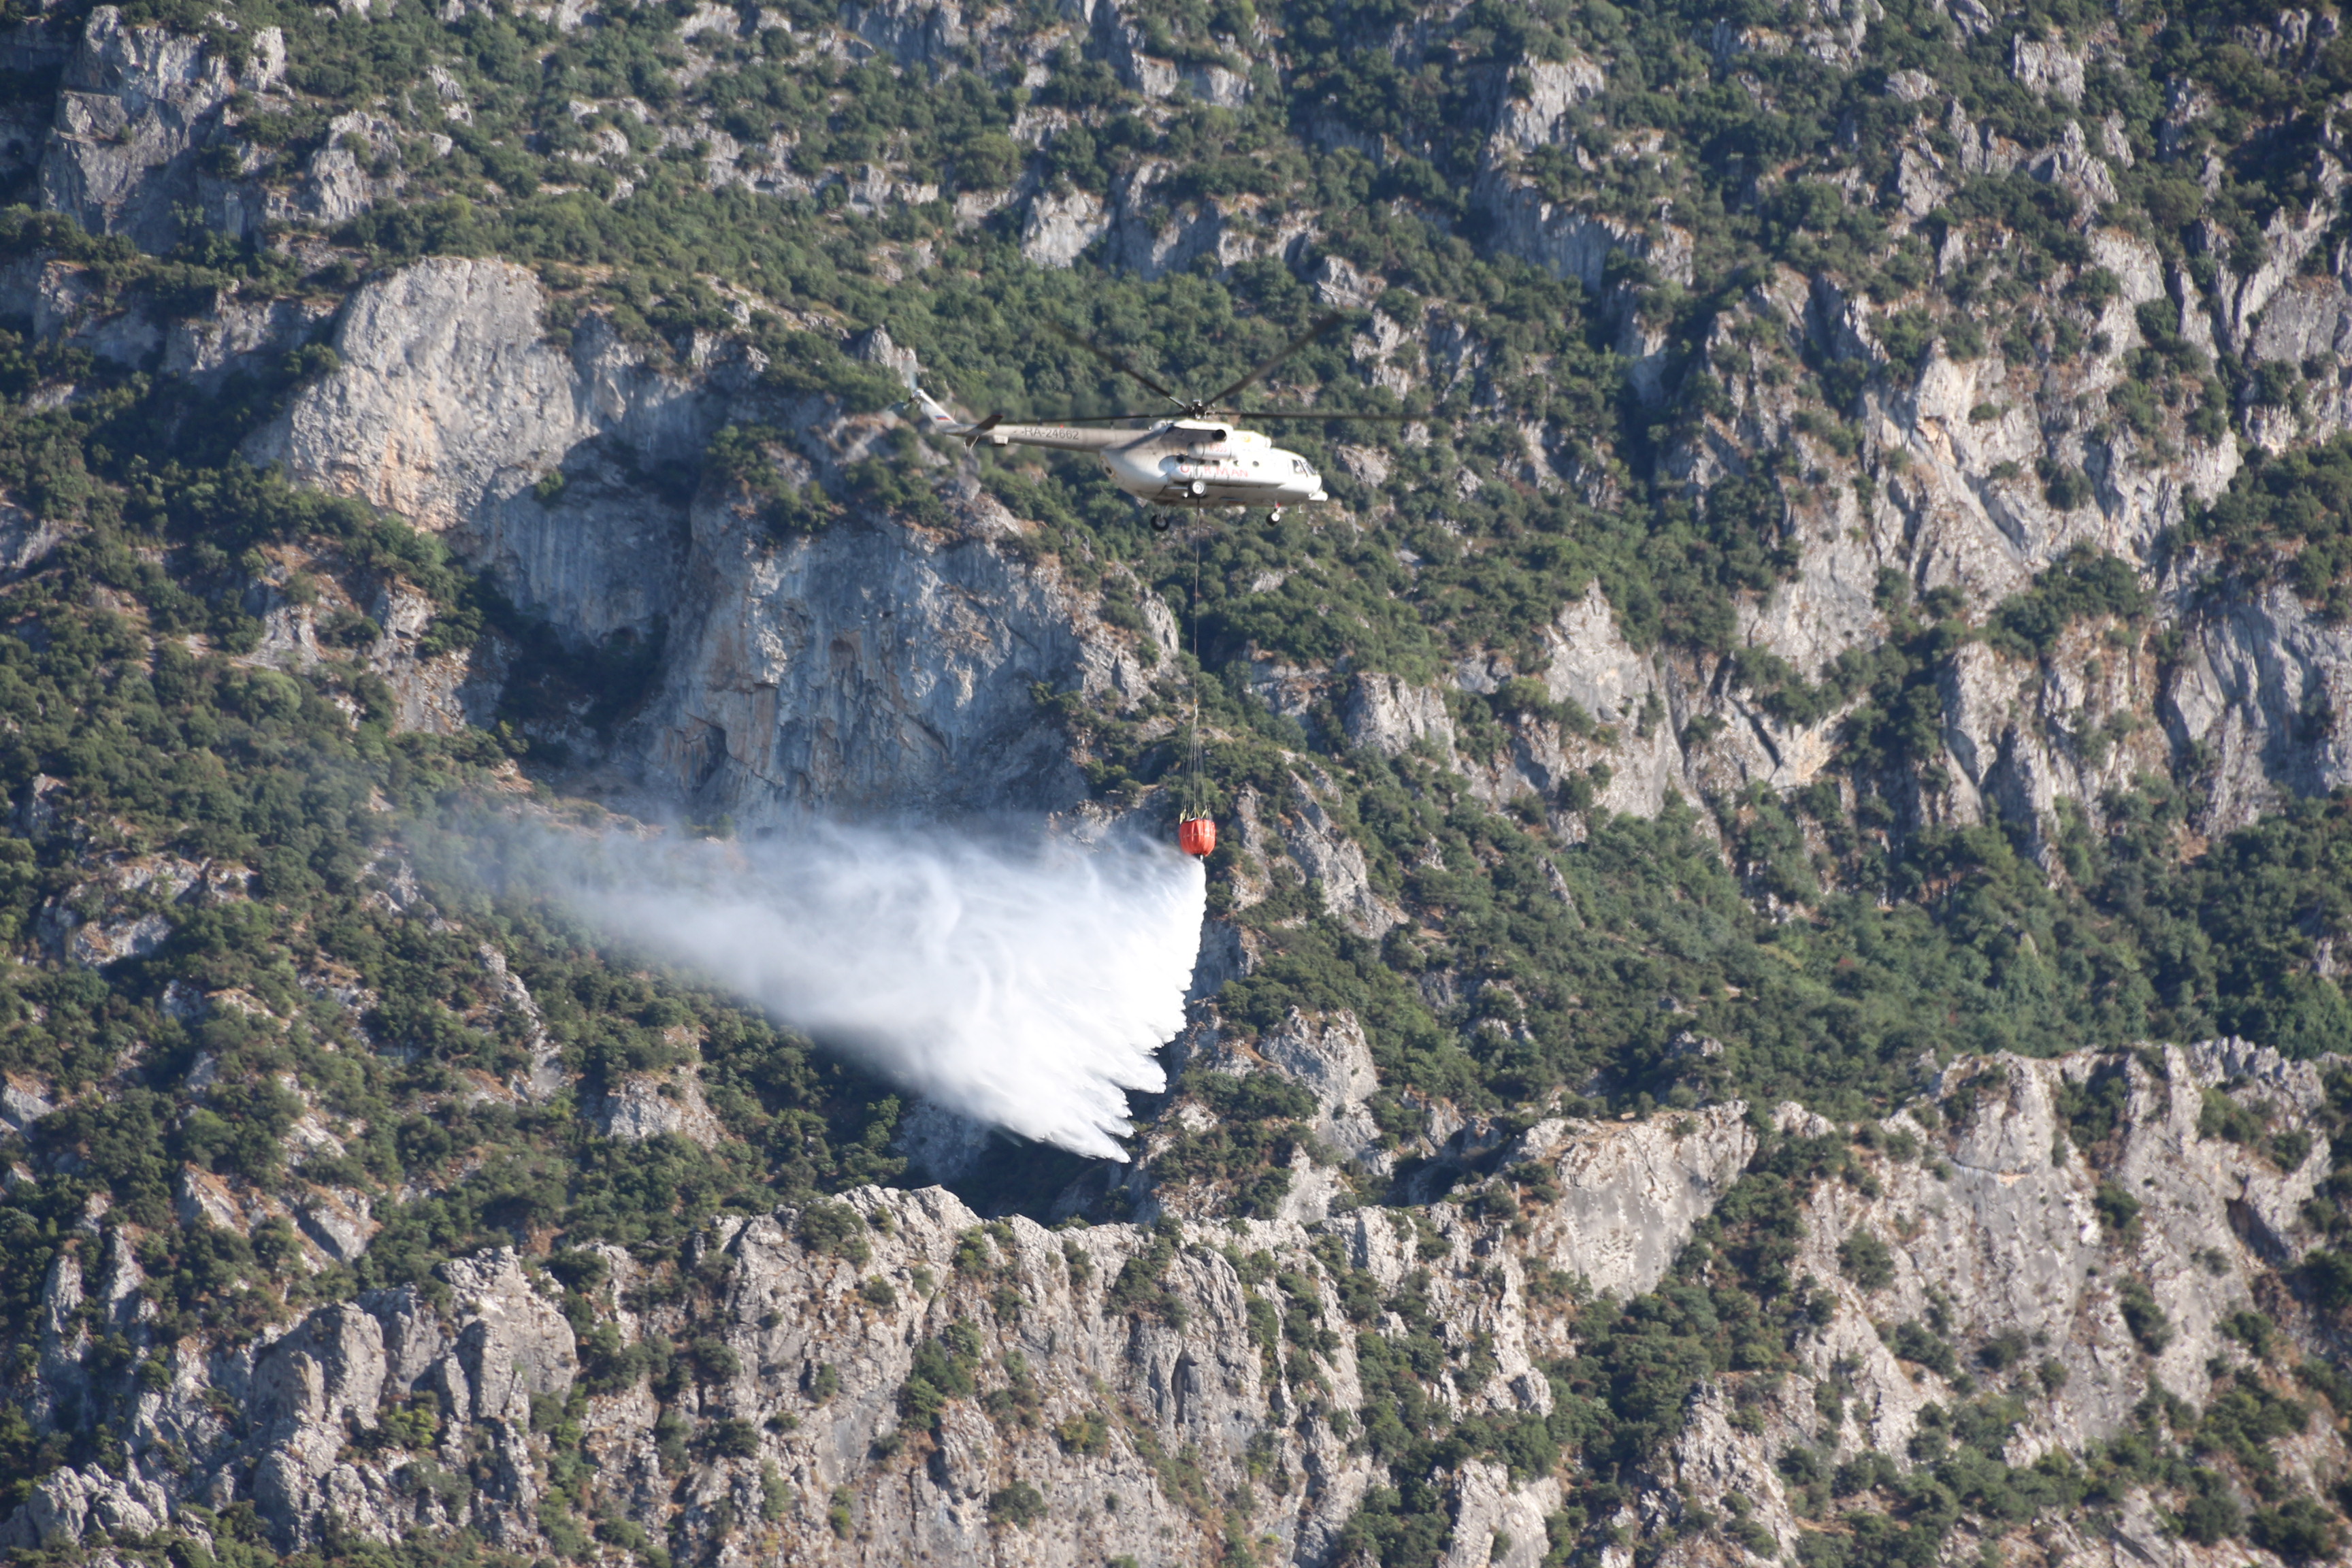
left=898, top=386, right=1149, bottom=452
left=902, top=385, right=968, bottom=437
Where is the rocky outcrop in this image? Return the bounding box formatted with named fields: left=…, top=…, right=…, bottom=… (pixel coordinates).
left=244, top=256, right=1137, bottom=822
left=1342, top=671, right=1456, bottom=762
left=248, top=256, right=717, bottom=644
left=1791, top=1043, right=2336, bottom=1456
left=1484, top=55, right=1607, bottom=159
left=38, top=7, right=282, bottom=252
left=268, top=110, right=401, bottom=227
left=595, top=1071, right=729, bottom=1145
left=1503, top=1104, right=1760, bottom=1299
left=2163, top=578, right=2352, bottom=830
left=11, top=1047, right=2341, bottom=1568
left=1475, top=184, right=1693, bottom=291
left=0, top=1464, right=172, bottom=1548
left=1019, top=184, right=1108, bottom=267
left=52, top=95, right=2326, bottom=855
left=642, top=480, right=1107, bottom=823
left=31, top=851, right=251, bottom=969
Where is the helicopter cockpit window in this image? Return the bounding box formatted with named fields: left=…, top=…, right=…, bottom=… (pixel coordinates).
left=1291, top=458, right=1310, bottom=474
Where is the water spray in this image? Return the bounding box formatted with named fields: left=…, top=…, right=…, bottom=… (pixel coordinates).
left=515, top=822, right=1205, bottom=1161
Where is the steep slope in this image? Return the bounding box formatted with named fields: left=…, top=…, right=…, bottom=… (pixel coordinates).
left=12, top=1043, right=2349, bottom=1568
left=3, top=1, right=2352, bottom=1567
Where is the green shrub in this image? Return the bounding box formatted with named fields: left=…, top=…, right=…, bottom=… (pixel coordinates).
left=898, top=1322, right=983, bottom=1430
left=797, top=1200, right=872, bottom=1265
left=2093, top=1182, right=2142, bottom=1244
left=986, top=1481, right=1047, bottom=1528
left=704, top=1418, right=758, bottom=1458
left=1837, top=1231, right=1893, bottom=1291
left=1986, top=549, right=2147, bottom=658
left=2249, top=1495, right=2341, bottom=1563
left=2117, top=1279, right=2172, bottom=1354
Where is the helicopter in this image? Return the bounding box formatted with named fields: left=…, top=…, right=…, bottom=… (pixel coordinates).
left=898, top=312, right=1411, bottom=526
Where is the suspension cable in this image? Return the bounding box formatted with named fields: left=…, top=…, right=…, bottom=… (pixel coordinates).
left=1188, top=522, right=1203, bottom=815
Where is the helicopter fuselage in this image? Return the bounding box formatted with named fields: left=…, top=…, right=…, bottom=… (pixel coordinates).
left=1109, top=422, right=1326, bottom=508
left=915, top=397, right=1328, bottom=510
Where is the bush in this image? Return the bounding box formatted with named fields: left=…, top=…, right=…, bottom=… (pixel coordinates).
left=1987, top=548, right=2147, bottom=657
left=2187, top=434, right=2352, bottom=616
left=2176, top=1474, right=2241, bottom=1544
left=797, top=1200, right=872, bottom=1265
left=1056, top=1410, right=1109, bottom=1454
left=1888, top=1320, right=1957, bottom=1378
left=986, top=1481, right=1047, bottom=1527
left=2250, top=1496, right=2342, bottom=1563
left=2040, top=463, right=2094, bottom=510
left=2304, top=1250, right=2352, bottom=1313
left=2198, top=1086, right=2267, bottom=1145
left=2093, top=1182, right=2142, bottom=1244
left=2117, top=1279, right=2172, bottom=1354
left=898, top=1322, right=983, bottom=1429
left=1838, top=1230, right=1893, bottom=1291
left=705, top=1418, right=758, bottom=1458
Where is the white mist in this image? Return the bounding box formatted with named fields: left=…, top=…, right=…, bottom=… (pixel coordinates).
left=534, top=823, right=1205, bottom=1161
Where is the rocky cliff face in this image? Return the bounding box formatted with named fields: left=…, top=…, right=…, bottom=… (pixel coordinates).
left=5, top=0, right=2347, bottom=852
left=7, top=2, right=2352, bottom=1566
left=7, top=1044, right=2340, bottom=1568
left=37, top=10, right=278, bottom=250
left=240, top=256, right=1145, bottom=823
left=196, top=227, right=2348, bottom=854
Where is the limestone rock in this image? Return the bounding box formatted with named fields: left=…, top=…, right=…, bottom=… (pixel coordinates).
left=1280, top=772, right=1403, bottom=938
left=443, top=1248, right=577, bottom=1424
left=1504, top=1105, right=1760, bottom=1298
left=246, top=255, right=1116, bottom=821
left=161, top=292, right=337, bottom=391
left=1488, top=55, right=1606, bottom=156
left=1, top=1075, right=56, bottom=1137
left=249, top=259, right=615, bottom=536
left=595, top=1072, right=729, bottom=1146
left=1439, top=1461, right=1563, bottom=1568
left=1256, top=1008, right=1382, bottom=1162
left=270, top=111, right=400, bottom=226
left=643, top=485, right=1099, bottom=822
left=0, top=1465, right=171, bottom=1548
left=0, top=498, right=65, bottom=581
left=2163, top=580, right=2352, bottom=830
left=1343, top=671, right=1457, bottom=761
left=846, top=0, right=972, bottom=70
left=38, top=7, right=282, bottom=252
left=1020, top=184, right=1109, bottom=267
left=246, top=255, right=718, bottom=651
left=2010, top=33, right=2086, bottom=102
left=1475, top=184, right=1694, bottom=290
left=8, top=1047, right=2349, bottom=1566
left=296, top=1189, right=376, bottom=1263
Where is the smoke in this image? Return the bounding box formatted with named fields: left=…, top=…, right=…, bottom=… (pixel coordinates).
left=509, top=821, right=1205, bottom=1161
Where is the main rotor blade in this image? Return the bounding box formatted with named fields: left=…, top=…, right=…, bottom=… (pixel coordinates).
left=1007, top=411, right=1168, bottom=424
left=1208, top=407, right=1427, bottom=421
left=1203, top=312, right=1348, bottom=408
left=1044, top=323, right=1187, bottom=408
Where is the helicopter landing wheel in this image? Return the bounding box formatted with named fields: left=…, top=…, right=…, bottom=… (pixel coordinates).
left=1270, top=506, right=1284, bottom=523
left=1150, top=512, right=1173, bottom=532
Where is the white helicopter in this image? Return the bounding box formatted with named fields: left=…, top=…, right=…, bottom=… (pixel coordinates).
left=899, top=313, right=1409, bottom=526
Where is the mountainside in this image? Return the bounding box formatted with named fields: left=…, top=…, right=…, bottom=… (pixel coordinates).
left=4, top=0, right=2352, bottom=1566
